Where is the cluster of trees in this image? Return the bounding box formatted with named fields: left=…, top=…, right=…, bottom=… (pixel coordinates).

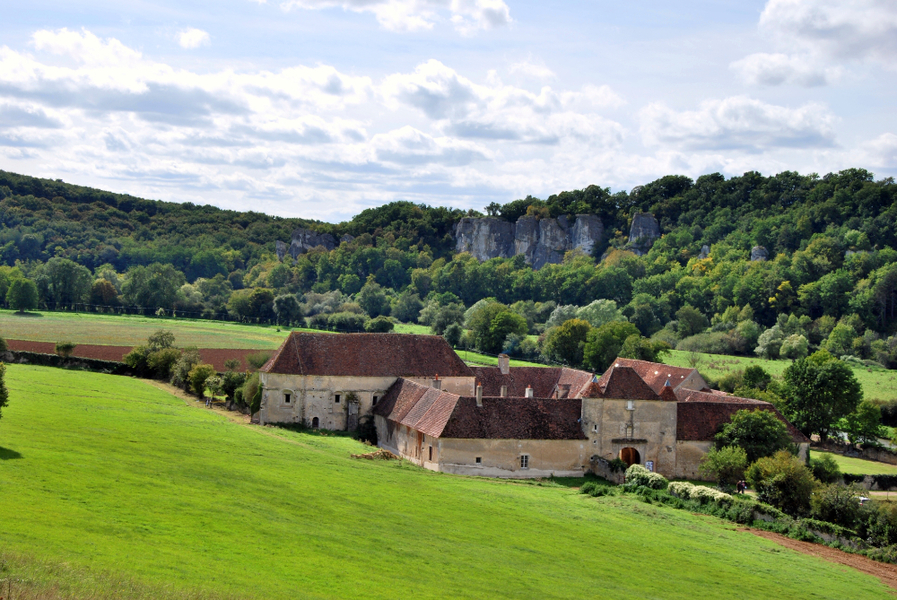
left=2, top=169, right=897, bottom=368
left=700, top=406, right=896, bottom=547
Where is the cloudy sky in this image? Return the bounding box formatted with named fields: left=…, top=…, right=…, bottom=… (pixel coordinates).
left=2, top=0, right=895, bottom=221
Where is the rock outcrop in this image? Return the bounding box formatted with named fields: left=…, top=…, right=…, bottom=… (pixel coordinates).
left=454, top=214, right=604, bottom=269
left=698, top=245, right=710, bottom=259
left=627, top=213, right=661, bottom=256
left=276, top=227, right=337, bottom=260
left=751, top=246, right=769, bottom=261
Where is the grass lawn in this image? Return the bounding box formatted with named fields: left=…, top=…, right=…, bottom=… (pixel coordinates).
left=812, top=450, right=897, bottom=476
left=666, top=350, right=897, bottom=402
left=0, top=309, right=288, bottom=349
left=0, top=365, right=891, bottom=599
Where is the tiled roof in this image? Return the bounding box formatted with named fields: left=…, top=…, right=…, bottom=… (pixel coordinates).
left=585, top=365, right=662, bottom=400
left=471, top=366, right=594, bottom=398
left=261, top=332, right=474, bottom=377
left=675, top=389, right=809, bottom=443
left=440, top=397, right=587, bottom=440
left=375, top=378, right=586, bottom=440
left=599, top=357, right=703, bottom=394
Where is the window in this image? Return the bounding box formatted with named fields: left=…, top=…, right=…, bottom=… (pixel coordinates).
left=334, top=394, right=341, bottom=404
left=372, top=395, right=379, bottom=406
left=475, top=457, right=482, bottom=464
left=428, top=446, right=433, bottom=461
left=283, top=392, right=291, bottom=404
left=520, top=455, right=529, bottom=469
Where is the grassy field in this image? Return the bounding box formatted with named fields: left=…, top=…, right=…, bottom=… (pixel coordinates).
left=666, top=350, right=897, bottom=402
left=0, top=365, right=891, bottom=599
left=812, top=450, right=897, bottom=476
left=0, top=310, right=288, bottom=349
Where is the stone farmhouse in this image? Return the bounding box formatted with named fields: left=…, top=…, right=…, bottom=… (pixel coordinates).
left=259, top=333, right=808, bottom=479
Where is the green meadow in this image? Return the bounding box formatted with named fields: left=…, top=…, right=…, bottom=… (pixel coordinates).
left=0, top=309, right=288, bottom=349
left=812, top=450, right=897, bottom=476
left=666, top=350, right=897, bottom=402
left=0, top=365, right=891, bottom=599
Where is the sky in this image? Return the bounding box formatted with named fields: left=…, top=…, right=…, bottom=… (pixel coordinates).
left=1, top=0, right=895, bottom=221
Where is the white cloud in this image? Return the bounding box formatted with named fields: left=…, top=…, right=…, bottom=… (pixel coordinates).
left=277, top=0, right=510, bottom=34
left=509, top=60, right=555, bottom=80
left=730, top=53, right=839, bottom=86
left=382, top=59, right=625, bottom=145
left=859, top=133, right=897, bottom=169
left=640, top=96, right=836, bottom=151
left=760, top=0, right=897, bottom=63
left=177, top=28, right=211, bottom=49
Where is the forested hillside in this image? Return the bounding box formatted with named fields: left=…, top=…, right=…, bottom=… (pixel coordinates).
left=1, top=168, right=896, bottom=373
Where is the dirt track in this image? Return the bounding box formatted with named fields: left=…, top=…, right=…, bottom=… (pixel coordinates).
left=745, top=529, right=897, bottom=592
left=5, top=339, right=267, bottom=371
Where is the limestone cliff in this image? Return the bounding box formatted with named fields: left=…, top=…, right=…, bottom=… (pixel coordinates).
left=276, top=227, right=336, bottom=260
left=627, top=213, right=660, bottom=256
left=454, top=214, right=604, bottom=269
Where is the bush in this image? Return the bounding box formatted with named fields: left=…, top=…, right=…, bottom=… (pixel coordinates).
left=747, top=450, right=818, bottom=516
left=811, top=483, right=862, bottom=530
left=328, top=311, right=369, bottom=332
left=809, top=453, right=842, bottom=484
left=187, top=363, right=216, bottom=398
left=0, top=336, right=7, bottom=352
left=624, top=464, right=668, bottom=490
left=245, top=351, right=271, bottom=370
left=699, top=446, right=748, bottom=486
left=667, top=481, right=695, bottom=498
left=676, top=331, right=732, bottom=354
left=54, top=341, right=76, bottom=358
left=147, top=347, right=181, bottom=379
left=365, top=315, right=394, bottom=333
left=170, top=348, right=201, bottom=390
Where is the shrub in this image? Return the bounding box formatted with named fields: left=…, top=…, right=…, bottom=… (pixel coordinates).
left=809, top=453, right=842, bottom=484
left=187, top=363, right=216, bottom=398
left=667, top=481, right=695, bottom=498
left=245, top=351, right=271, bottom=370
left=328, top=311, right=369, bottom=332
left=624, top=464, right=668, bottom=490
left=676, top=331, right=732, bottom=354
left=810, top=483, right=862, bottom=530
left=365, top=316, right=394, bottom=333
left=170, top=348, right=201, bottom=390
left=0, top=336, right=7, bottom=352
left=747, top=450, right=818, bottom=516
left=54, top=341, right=76, bottom=358
left=689, top=485, right=733, bottom=505
left=147, top=347, right=181, bottom=379
left=700, top=446, right=748, bottom=486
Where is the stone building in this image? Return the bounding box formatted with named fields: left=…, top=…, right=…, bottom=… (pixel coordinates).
left=260, top=332, right=808, bottom=479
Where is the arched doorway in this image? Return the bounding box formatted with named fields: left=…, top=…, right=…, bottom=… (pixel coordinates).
left=311, top=417, right=319, bottom=429
left=620, top=447, right=640, bottom=467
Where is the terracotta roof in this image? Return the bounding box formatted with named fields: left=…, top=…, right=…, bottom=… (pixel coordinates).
left=585, top=365, right=661, bottom=400
left=261, top=332, right=474, bottom=377
left=440, top=397, right=587, bottom=440
left=675, top=389, right=809, bottom=444
left=375, top=378, right=586, bottom=440
left=471, top=366, right=594, bottom=398
left=600, top=357, right=703, bottom=394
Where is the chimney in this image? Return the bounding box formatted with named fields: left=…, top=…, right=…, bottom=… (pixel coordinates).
left=476, top=383, right=483, bottom=407
left=433, top=374, right=441, bottom=390
left=500, top=384, right=508, bottom=398
left=525, top=385, right=534, bottom=398
left=497, top=353, right=510, bottom=375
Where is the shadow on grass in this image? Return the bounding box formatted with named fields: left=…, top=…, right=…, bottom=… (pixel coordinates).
left=0, top=447, right=23, bottom=460
left=9, top=311, right=43, bottom=317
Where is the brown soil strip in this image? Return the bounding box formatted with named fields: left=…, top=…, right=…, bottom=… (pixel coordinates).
left=5, top=339, right=265, bottom=371
left=744, top=528, right=897, bottom=592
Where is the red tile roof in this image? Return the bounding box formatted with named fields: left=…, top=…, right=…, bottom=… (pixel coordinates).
left=675, top=389, right=809, bottom=443
left=599, top=357, right=703, bottom=394
left=584, top=365, right=661, bottom=400
left=471, top=366, right=594, bottom=398
left=261, top=332, right=474, bottom=377
left=375, top=378, right=587, bottom=440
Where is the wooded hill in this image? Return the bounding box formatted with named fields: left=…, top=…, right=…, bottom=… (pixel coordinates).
left=1, top=168, right=896, bottom=370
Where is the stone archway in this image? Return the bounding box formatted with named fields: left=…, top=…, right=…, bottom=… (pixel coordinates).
left=311, top=417, right=319, bottom=429
left=620, top=447, right=640, bottom=467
